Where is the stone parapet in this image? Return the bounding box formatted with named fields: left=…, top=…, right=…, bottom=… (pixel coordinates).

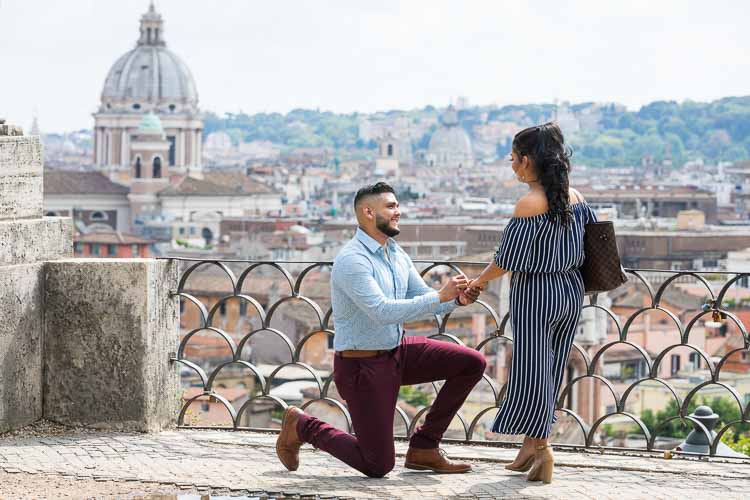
left=44, top=259, right=180, bottom=432
left=0, top=136, right=43, bottom=220
left=0, top=217, right=72, bottom=266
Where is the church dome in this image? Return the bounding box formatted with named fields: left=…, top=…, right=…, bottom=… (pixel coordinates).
left=100, top=2, right=198, bottom=113
left=427, top=105, right=474, bottom=167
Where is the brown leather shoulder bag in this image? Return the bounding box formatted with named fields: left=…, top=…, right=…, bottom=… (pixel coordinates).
left=580, top=221, right=628, bottom=294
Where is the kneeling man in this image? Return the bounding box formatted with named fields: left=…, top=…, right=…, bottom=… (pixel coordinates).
left=276, top=182, right=487, bottom=477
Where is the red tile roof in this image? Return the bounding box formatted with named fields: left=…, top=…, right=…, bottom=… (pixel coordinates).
left=44, top=170, right=129, bottom=195
left=75, top=231, right=153, bottom=244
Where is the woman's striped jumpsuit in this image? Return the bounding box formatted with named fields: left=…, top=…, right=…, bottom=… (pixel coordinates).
left=492, top=202, right=597, bottom=439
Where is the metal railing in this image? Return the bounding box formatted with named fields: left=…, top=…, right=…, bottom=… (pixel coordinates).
left=170, top=257, right=750, bottom=459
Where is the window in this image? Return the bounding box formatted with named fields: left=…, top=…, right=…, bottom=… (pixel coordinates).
left=201, top=402, right=210, bottom=412
left=327, top=333, right=335, bottom=350
left=169, top=104, right=176, bottom=112
left=167, top=136, right=176, bottom=166
left=91, top=244, right=101, bottom=257
left=621, top=360, right=643, bottom=381
left=74, top=242, right=83, bottom=254
left=602, top=362, right=620, bottom=379
left=189, top=227, right=196, bottom=235
left=153, top=157, right=162, bottom=178
left=387, top=144, right=393, bottom=157
left=131, top=244, right=139, bottom=256
left=45, top=211, right=58, bottom=217
left=219, top=302, right=227, bottom=317
left=239, top=301, right=248, bottom=317
left=107, top=244, right=117, bottom=256
left=689, top=352, right=701, bottom=370
left=90, top=211, right=107, bottom=221
left=178, top=227, right=185, bottom=235
left=670, top=354, right=681, bottom=376
left=135, top=157, right=142, bottom=178
left=180, top=299, right=185, bottom=314
left=132, top=103, right=141, bottom=110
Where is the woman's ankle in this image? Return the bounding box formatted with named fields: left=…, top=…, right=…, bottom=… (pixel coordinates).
left=530, top=437, right=549, bottom=449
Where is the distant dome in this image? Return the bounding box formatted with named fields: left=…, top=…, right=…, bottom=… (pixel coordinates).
left=138, top=111, right=163, bottom=133
left=100, top=2, right=198, bottom=113
left=427, top=105, right=474, bottom=168
left=428, top=127, right=473, bottom=158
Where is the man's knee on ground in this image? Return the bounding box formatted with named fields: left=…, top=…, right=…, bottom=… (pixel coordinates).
left=363, top=456, right=395, bottom=478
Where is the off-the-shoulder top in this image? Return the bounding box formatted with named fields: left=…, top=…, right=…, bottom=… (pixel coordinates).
left=494, top=202, right=598, bottom=274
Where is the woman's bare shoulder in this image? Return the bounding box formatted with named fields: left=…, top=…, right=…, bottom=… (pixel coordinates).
left=569, top=187, right=586, bottom=204
left=513, top=192, right=548, bottom=218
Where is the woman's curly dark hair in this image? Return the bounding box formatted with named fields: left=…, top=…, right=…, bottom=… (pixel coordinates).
left=512, top=122, right=573, bottom=226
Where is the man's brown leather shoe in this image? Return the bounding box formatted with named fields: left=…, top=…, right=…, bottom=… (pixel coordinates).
left=404, top=447, right=471, bottom=473
left=276, top=406, right=304, bottom=471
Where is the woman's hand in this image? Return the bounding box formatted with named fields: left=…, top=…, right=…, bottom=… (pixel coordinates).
left=458, top=280, right=483, bottom=305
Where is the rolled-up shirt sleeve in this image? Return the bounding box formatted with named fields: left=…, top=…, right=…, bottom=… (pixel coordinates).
left=332, top=253, right=443, bottom=324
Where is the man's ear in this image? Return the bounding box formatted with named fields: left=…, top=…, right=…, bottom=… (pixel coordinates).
left=356, top=204, right=372, bottom=222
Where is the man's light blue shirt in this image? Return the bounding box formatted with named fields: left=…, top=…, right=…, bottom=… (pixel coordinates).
left=331, top=228, right=458, bottom=351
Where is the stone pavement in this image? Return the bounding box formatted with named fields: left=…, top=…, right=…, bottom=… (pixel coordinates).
left=1, top=426, right=749, bottom=499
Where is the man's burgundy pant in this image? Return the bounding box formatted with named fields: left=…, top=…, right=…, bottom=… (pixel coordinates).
left=295, top=336, right=487, bottom=478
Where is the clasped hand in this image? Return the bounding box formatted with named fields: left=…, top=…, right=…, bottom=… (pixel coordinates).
left=438, top=273, right=483, bottom=305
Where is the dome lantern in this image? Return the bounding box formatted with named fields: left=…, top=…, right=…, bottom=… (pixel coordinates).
left=138, top=1, right=165, bottom=47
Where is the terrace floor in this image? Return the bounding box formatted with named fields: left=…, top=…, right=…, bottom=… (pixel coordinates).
left=0, top=422, right=748, bottom=499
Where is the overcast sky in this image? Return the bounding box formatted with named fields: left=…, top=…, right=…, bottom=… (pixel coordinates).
left=1, top=0, right=748, bottom=132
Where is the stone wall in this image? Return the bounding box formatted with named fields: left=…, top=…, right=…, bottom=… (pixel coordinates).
left=0, top=135, right=72, bottom=433
left=0, top=131, right=179, bottom=433
left=0, top=136, right=43, bottom=220
left=44, top=259, right=180, bottom=432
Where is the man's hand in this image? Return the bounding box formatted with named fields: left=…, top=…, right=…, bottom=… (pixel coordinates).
left=438, top=273, right=468, bottom=303
left=457, top=283, right=482, bottom=305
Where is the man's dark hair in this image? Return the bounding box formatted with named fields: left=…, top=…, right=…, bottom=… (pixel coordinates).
left=353, top=182, right=396, bottom=210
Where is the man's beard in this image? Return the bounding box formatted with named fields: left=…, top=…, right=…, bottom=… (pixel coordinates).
left=375, top=214, right=400, bottom=237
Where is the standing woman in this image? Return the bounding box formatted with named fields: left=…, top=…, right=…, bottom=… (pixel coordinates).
left=469, top=123, right=596, bottom=484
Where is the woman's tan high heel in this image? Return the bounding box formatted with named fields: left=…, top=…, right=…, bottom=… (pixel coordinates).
left=505, top=436, right=534, bottom=472
left=505, top=453, right=535, bottom=472
left=527, top=444, right=554, bottom=484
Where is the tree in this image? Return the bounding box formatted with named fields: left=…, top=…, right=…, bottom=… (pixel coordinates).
left=399, top=386, right=430, bottom=407
left=641, top=396, right=749, bottom=440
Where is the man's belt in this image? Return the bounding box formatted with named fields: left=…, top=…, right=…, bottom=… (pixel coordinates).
left=337, top=349, right=389, bottom=358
